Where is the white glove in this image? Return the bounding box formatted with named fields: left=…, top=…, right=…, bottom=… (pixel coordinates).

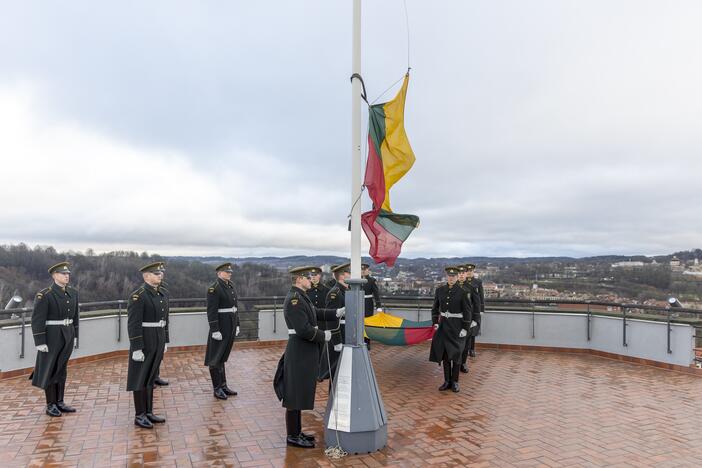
left=333, top=343, right=343, bottom=352
left=470, top=321, right=478, bottom=328
left=212, top=331, right=223, bottom=341
left=36, top=344, right=49, bottom=353
left=324, top=330, right=332, bottom=342
left=74, top=338, right=78, bottom=347
left=433, top=323, right=439, bottom=330
left=132, top=350, right=145, bottom=362
left=164, top=343, right=168, bottom=353
left=375, top=307, right=383, bottom=313
left=336, top=307, right=345, bottom=318
left=236, top=326, right=240, bottom=336
left=459, top=329, right=468, bottom=338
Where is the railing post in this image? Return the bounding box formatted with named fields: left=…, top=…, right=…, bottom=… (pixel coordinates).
left=273, top=297, right=277, bottom=334
left=667, top=309, right=672, bottom=354
left=531, top=305, right=535, bottom=339
left=417, top=296, right=420, bottom=322
left=117, top=300, right=122, bottom=342
left=622, top=306, right=628, bottom=347
left=20, top=310, right=26, bottom=358
left=587, top=304, right=591, bottom=341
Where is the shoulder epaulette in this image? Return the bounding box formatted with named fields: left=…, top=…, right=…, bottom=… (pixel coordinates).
left=208, top=281, right=219, bottom=293
left=36, top=287, right=50, bottom=299
left=130, top=287, right=145, bottom=301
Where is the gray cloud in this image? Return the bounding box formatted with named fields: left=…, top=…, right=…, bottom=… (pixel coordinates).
left=0, top=1, right=700, bottom=258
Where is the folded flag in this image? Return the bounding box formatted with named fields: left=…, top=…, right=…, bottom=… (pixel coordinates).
left=364, top=312, right=435, bottom=346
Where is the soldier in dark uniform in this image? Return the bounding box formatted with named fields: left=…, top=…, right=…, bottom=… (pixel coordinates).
left=319, top=263, right=350, bottom=381
left=324, top=265, right=338, bottom=289
left=465, top=264, right=484, bottom=359
left=274, top=266, right=345, bottom=448
left=457, top=265, right=481, bottom=373
left=205, top=262, right=241, bottom=400
left=126, top=262, right=169, bottom=429
left=306, top=267, right=329, bottom=309
left=361, top=263, right=382, bottom=349
left=429, top=266, right=472, bottom=393
left=30, top=262, right=79, bottom=417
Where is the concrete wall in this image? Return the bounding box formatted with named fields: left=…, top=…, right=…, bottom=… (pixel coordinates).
left=1, top=308, right=695, bottom=373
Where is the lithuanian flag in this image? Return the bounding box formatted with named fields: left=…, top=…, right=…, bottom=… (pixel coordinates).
left=364, top=312, right=435, bottom=346
left=362, top=74, right=419, bottom=267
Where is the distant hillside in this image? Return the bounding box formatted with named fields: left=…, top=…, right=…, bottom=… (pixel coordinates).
left=0, top=244, right=290, bottom=308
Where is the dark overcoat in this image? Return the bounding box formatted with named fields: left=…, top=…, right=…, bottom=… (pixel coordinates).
left=429, top=283, right=472, bottom=363
left=30, top=284, right=79, bottom=389
left=204, top=278, right=240, bottom=366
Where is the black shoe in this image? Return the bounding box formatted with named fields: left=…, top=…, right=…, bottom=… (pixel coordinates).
left=56, top=401, right=76, bottom=413
left=154, top=377, right=169, bottom=386
left=460, top=364, right=469, bottom=374
left=134, top=414, right=153, bottom=429
left=286, top=435, right=315, bottom=448
left=300, top=432, right=316, bottom=442
left=222, top=386, right=238, bottom=396
left=146, top=412, right=166, bottom=423
left=213, top=387, right=228, bottom=400
left=451, top=382, right=460, bottom=393
left=438, top=381, right=451, bottom=391
left=46, top=403, right=62, bottom=417
left=469, top=350, right=477, bottom=358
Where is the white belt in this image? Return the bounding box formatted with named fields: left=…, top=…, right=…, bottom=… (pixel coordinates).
left=218, top=307, right=238, bottom=313
left=364, top=295, right=373, bottom=299
left=46, top=319, right=73, bottom=326
left=440, top=312, right=463, bottom=319
left=143, top=320, right=167, bottom=328
left=339, top=320, right=346, bottom=324
left=289, top=326, right=317, bottom=335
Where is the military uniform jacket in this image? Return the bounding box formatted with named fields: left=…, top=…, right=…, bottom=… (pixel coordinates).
left=460, top=281, right=482, bottom=336
left=204, top=278, right=240, bottom=366
left=362, top=275, right=382, bottom=317
left=30, top=284, right=79, bottom=389
left=280, top=287, right=337, bottom=410
left=126, top=283, right=170, bottom=391
left=429, top=283, right=472, bottom=363
left=470, top=277, right=485, bottom=316
left=307, top=282, right=330, bottom=309
left=318, top=283, right=346, bottom=380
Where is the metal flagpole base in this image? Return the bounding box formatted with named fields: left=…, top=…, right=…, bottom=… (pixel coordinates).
left=324, top=280, right=387, bottom=454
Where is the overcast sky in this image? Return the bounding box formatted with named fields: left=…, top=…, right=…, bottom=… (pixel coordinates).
left=1, top=1, right=700, bottom=259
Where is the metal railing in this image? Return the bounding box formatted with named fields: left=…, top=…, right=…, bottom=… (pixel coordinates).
left=2, top=295, right=701, bottom=360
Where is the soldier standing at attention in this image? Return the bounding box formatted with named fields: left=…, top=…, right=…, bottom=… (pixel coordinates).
left=126, top=262, right=169, bottom=429
left=361, top=263, right=382, bottom=349
left=429, top=266, right=472, bottom=393
left=320, top=263, right=350, bottom=381
left=276, top=266, right=344, bottom=448
left=30, top=262, right=79, bottom=417
left=457, top=265, right=481, bottom=373
left=465, top=263, right=484, bottom=359
left=205, top=262, right=241, bottom=400
left=306, top=267, right=329, bottom=309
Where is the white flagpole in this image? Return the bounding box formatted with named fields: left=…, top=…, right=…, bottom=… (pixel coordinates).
left=350, top=0, right=362, bottom=280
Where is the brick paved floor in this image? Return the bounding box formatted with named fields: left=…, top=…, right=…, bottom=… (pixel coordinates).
left=1, top=343, right=702, bottom=467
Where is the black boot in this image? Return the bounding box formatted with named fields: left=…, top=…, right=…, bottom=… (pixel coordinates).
left=56, top=381, right=76, bottom=413
left=438, top=361, right=451, bottom=391
left=210, top=367, right=227, bottom=400
left=221, top=366, right=237, bottom=396
left=45, top=385, right=61, bottom=417
left=460, top=364, right=469, bottom=373
left=286, top=410, right=314, bottom=448
left=154, top=374, right=169, bottom=386
left=451, top=362, right=461, bottom=393
left=134, top=390, right=153, bottom=429
left=145, top=387, right=165, bottom=423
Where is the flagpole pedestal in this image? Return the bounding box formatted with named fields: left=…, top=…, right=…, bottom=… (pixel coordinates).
left=324, top=279, right=387, bottom=453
